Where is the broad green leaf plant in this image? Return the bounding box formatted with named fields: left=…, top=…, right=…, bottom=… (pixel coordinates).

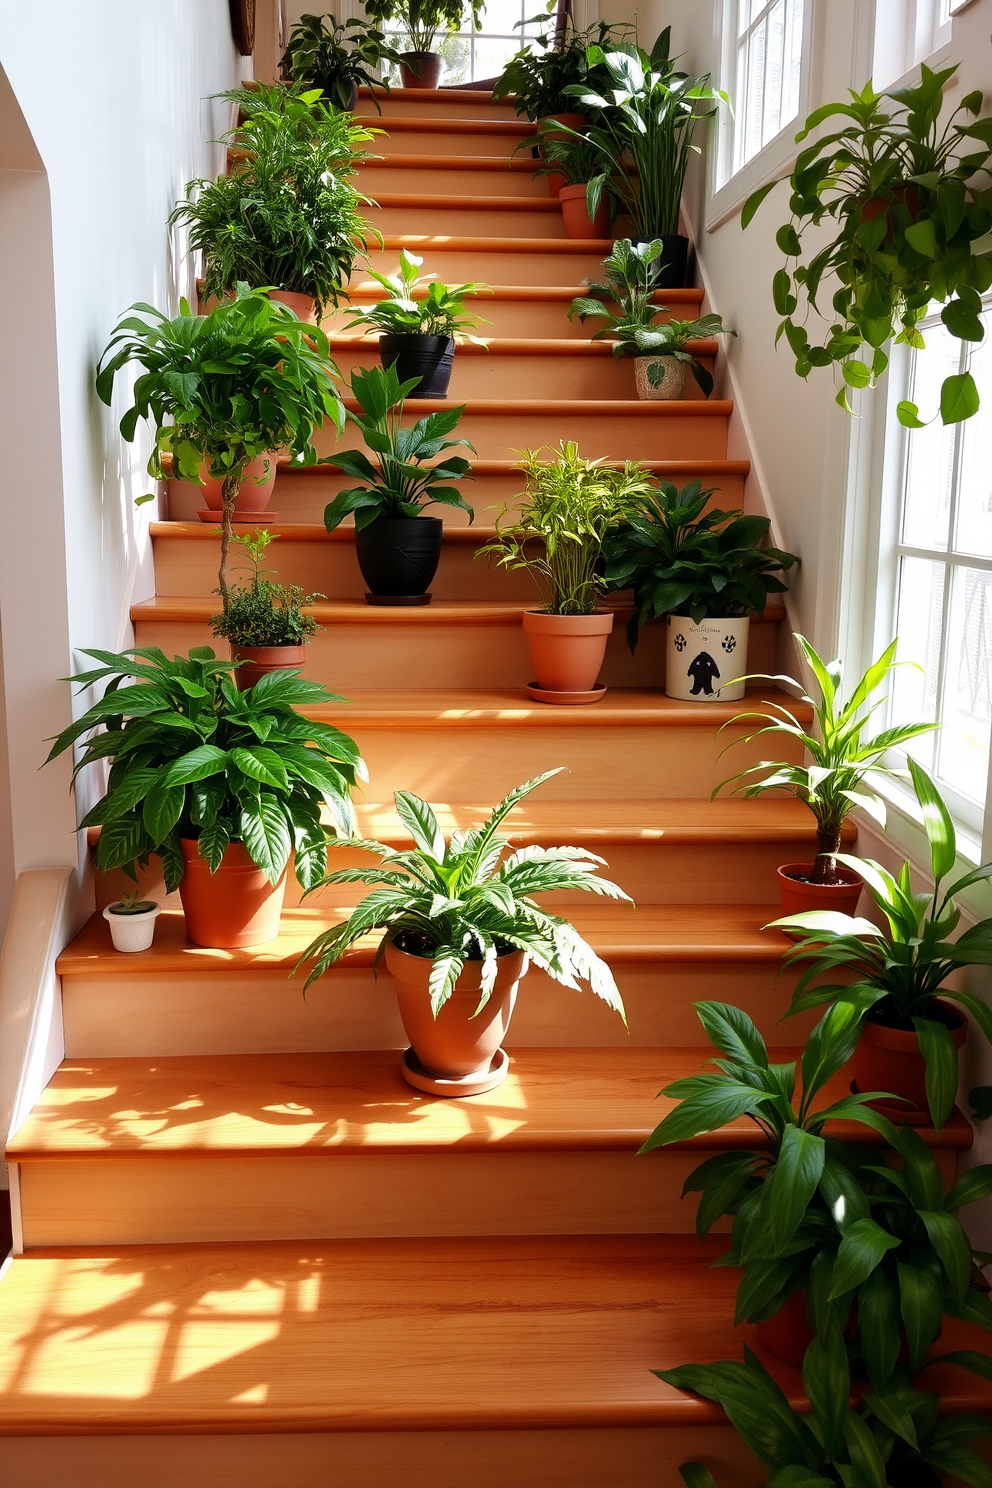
left=492, top=16, right=636, bottom=121
left=279, top=14, right=401, bottom=112
left=46, top=648, right=366, bottom=892
left=742, top=65, right=992, bottom=428
left=296, top=769, right=630, bottom=1020
left=362, top=0, right=480, bottom=60
left=477, top=442, right=654, bottom=615
left=716, top=635, right=936, bottom=884
left=322, top=364, right=475, bottom=531
left=775, top=759, right=992, bottom=1130
left=343, top=249, right=490, bottom=342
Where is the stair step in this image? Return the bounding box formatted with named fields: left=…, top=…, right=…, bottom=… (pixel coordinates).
left=366, top=192, right=566, bottom=238
left=365, top=236, right=621, bottom=287
left=0, top=1235, right=986, bottom=1488
left=357, top=153, right=551, bottom=197
left=356, top=85, right=516, bottom=122
left=371, top=116, right=535, bottom=157
left=7, top=1048, right=966, bottom=1247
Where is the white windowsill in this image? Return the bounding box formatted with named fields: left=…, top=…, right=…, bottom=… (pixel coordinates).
left=706, top=116, right=801, bottom=232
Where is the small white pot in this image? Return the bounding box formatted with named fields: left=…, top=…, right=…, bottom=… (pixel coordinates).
left=665, top=615, right=749, bottom=702
left=634, top=356, right=686, bottom=401
left=103, top=900, right=161, bottom=953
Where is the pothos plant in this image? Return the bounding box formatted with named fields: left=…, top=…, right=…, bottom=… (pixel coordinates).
left=743, top=65, right=992, bottom=427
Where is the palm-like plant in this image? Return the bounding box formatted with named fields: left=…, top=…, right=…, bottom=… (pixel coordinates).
left=296, top=769, right=630, bottom=1019
left=716, top=636, right=937, bottom=884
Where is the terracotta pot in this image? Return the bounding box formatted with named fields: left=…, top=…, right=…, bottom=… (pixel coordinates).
left=399, top=52, right=442, bottom=89
left=559, top=182, right=609, bottom=240
left=231, top=644, right=307, bottom=690
left=179, top=839, right=287, bottom=949
left=545, top=169, right=567, bottom=199
left=196, top=452, right=278, bottom=520
left=756, top=1291, right=813, bottom=1366
left=386, top=938, right=527, bottom=1081
left=268, top=289, right=317, bottom=323
left=860, top=187, right=920, bottom=240
left=665, top=615, right=749, bottom=702
left=537, top=111, right=585, bottom=139
left=523, top=610, right=613, bottom=700
left=777, top=863, right=864, bottom=917
left=851, top=999, right=967, bottom=1121
left=634, top=356, right=685, bottom=400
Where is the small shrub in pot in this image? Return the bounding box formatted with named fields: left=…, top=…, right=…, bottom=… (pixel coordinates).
left=280, top=12, right=401, bottom=112
left=363, top=0, right=479, bottom=87
left=210, top=530, right=323, bottom=689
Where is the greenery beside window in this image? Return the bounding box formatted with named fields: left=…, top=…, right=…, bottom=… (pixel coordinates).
left=343, top=249, right=490, bottom=340
left=492, top=18, right=635, bottom=121
left=279, top=13, right=401, bottom=111
left=362, top=0, right=481, bottom=58
left=209, top=531, right=323, bottom=648
left=477, top=442, right=652, bottom=616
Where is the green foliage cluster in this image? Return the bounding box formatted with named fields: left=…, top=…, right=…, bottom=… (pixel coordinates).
left=603, top=479, right=798, bottom=642
left=46, top=648, right=366, bottom=892
left=296, top=768, right=629, bottom=1020
left=279, top=13, right=400, bottom=111
left=170, top=86, right=376, bottom=316
left=209, top=531, right=323, bottom=648
left=322, top=364, right=475, bottom=530
left=477, top=442, right=653, bottom=616
left=743, top=66, right=992, bottom=428
left=362, top=0, right=480, bottom=57
left=492, top=17, right=636, bottom=121
left=529, top=128, right=605, bottom=190
left=344, top=249, right=489, bottom=340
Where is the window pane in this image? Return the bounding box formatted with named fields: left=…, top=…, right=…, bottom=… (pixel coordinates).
left=953, top=321, right=992, bottom=557
left=938, top=565, right=992, bottom=804
left=481, top=0, right=524, bottom=35
left=890, top=555, right=943, bottom=774
left=901, top=322, right=961, bottom=550
left=472, top=35, right=521, bottom=79
left=734, top=0, right=804, bottom=170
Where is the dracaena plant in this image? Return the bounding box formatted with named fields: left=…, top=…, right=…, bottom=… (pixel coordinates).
left=45, top=648, right=365, bottom=892
left=343, top=249, right=490, bottom=342
left=321, top=364, right=475, bottom=531
left=296, top=769, right=630, bottom=1019
left=716, top=636, right=937, bottom=885
left=742, top=65, right=992, bottom=428
left=279, top=14, right=401, bottom=112
left=644, top=1002, right=992, bottom=1394
left=775, top=758, right=992, bottom=1130
left=602, top=479, right=798, bottom=647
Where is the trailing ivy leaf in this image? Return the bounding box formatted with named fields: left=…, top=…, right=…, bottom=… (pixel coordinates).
left=941, top=370, right=981, bottom=424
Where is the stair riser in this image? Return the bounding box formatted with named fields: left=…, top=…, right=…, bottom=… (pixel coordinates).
left=369, top=203, right=566, bottom=237
left=327, top=298, right=703, bottom=339
left=373, top=129, right=531, bottom=157
left=60, top=963, right=815, bottom=1057
left=359, top=161, right=549, bottom=196
left=130, top=612, right=775, bottom=690
left=364, top=246, right=614, bottom=286
left=357, top=95, right=519, bottom=122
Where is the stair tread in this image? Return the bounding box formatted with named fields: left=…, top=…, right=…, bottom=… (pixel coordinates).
left=8, top=1046, right=969, bottom=1160
left=357, top=86, right=509, bottom=105
left=130, top=596, right=779, bottom=624
left=375, top=115, right=536, bottom=135
left=0, top=1234, right=986, bottom=1433
left=314, top=685, right=807, bottom=726
left=57, top=901, right=805, bottom=978
left=359, top=153, right=546, bottom=171
left=371, top=191, right=562, bottom=210
left=377, top=233, right=618, bottom=252
left=337, top=397, right=733, bottom=415
left=345, top=283, right=706, bottom=303
left=328, top=336, right=720, bottom=356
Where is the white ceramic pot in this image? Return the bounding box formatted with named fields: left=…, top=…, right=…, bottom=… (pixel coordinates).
left=103, top=900, right=161, bottom=953
left=635, top=356, right=686, bottom=400
left=665, top=615, right=749, bottom=702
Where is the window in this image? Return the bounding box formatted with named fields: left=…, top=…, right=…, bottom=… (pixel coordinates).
left=872, top=0, right=952, bottom=91
left=875, top=306, right=992, bottom=833
left=731, top=0, right=805, bottom=174
left=381, top=0, right=544, bottom=86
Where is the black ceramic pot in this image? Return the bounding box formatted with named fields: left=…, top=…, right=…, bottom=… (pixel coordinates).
left=634, top=233, right=689, bottom=289
left=379, top=333, right=455, bottom=398
left=355, top=516, right=443, bottom=604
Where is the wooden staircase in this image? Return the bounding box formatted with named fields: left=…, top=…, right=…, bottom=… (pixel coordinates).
left=2, top=86, right=990, bottom=1488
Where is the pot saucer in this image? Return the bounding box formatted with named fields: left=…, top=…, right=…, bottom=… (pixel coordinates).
left=849, top=1080, right=927, bottom=1124
left=197, top=511, right=278, bottom=526
left=526, top=682, right=607, bottom=705
left=400, top=1045, right=509, bottom=1097
left=365, top=592, right=432, bottom=606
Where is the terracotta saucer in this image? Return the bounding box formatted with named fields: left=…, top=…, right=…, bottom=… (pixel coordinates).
left=400, top=1045, right=510, bottom=1097
left=197, top=511, right=278, bottom=526
left=365, top=593, right=432, bottom=606
left=525, top=682, right=607, bottom=705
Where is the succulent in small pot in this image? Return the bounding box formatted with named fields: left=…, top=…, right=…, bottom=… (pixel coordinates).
left=343, top=249, right=490, bottom=400
left=478, top=443, right=653, bottom=703
left=296, top=769, right=630, bottom=1093
left=279, top=13, right=402, bottom=113
left=603, top=478, right=797, bottom=700
left=569, top=240, right=731, bottom=399
left=46, top=648, right=365, bottom=950
left=717, top=635, right=936, bottom=900
left=103, top=891, right=162, bottom=953
left=364, top=0, right=480, bottom=88
left=209, top=530, right=323, bottom=689
left=772, top=759, right=992, bottom=1132
left=321, top=363, right=475, bottom=604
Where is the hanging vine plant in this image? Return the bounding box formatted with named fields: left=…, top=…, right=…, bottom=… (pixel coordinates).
left=743, top=64, right=992, bottom=427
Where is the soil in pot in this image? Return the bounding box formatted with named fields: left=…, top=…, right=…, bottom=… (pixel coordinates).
left=379, top=333, right=455, bottom=398
left=231, top=644, right=307, bottom=690
left=633, top=233, right=689, bottom=289
left=179, top=839, right=287, bottom=949
left=850, top=996, right=966, bottom=1122
left=560, top=183, right=609, bottom=240
left=196, top=451, right=278, bottom=524
left=634, top=356, right=685, bottom=400
left=523, top=610, right=613, bottom=703
left=777, top=862, right=864, bottom=917
left=400, top=52, right=442, bottom=88
left=355, top=515, right=443, bottom=603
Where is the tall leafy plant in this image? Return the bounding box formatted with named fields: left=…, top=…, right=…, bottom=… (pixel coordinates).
left=492, top=18, right=635, bottom=120
left=362, top=0, right=480, bottom=58
left=279, top=13, right=401, bottom=111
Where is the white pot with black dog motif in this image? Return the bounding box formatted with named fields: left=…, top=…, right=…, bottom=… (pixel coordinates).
left=665, top=615, right=749, bottom=702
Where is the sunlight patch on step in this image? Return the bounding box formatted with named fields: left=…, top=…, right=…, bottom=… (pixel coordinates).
left=22, top=1320, right=171, bottom=1398
left=171, top=1321, right=282, bottom=1384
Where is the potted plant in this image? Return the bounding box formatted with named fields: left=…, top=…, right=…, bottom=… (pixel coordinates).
left=602, top=479, right=797, bottom=702
left=280, top=12, right=401, bottom=112
left=96, top=285, right=343, bottom=604
left=716, top=635, right=937, bottom=911
left=564, top=30, right=729, bottom=289
left=209, top=530, right=323, bottom=689
left=569, top=239, right=731, bottom=397
left=343, top=249, right=490, bottom=399
left=492, top=17, right=635, bottom=123
left=170, top=86, right=377, bottom=321
left=321, top=363, right=475, bottom=604
left=362, top=0, right=480, bottom=88
left=644, top=1001, right=992, bottom=1375
left=529, top=129, right=613, bottom=238
left=46, top=648, right=365, bottom=950
left=742, top=65, right=992, bottom=428
left=478, top=442, right=652, bottom=703
left=296, top=769, right=629, bottom=1093
left=774, top=760, right=992, bottom=1132
left=103, top=890, right=162, bottom=953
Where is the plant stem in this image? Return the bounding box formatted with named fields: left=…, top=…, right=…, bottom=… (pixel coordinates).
left=812, top=826, right=843, bottom=884
left=219, top=468, right=242, bottom=612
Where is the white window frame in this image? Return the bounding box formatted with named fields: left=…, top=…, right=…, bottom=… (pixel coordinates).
left=707, top=0, right=815, bottom=232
